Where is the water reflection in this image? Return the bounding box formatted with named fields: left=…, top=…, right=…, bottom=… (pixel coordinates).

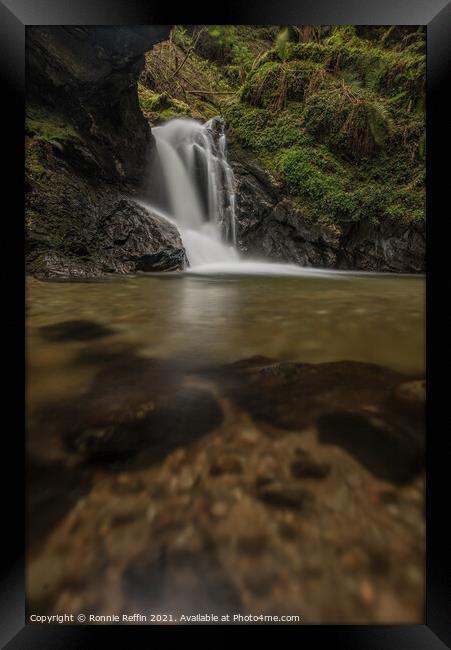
left=26, top=271, right=426, bottom=623
left=27, top=272, right=425, bottom=376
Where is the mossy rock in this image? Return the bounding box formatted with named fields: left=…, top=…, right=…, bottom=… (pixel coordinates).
left=26, top=106, right=80, bottom=150
left=138, top=83, right=207, bottom=122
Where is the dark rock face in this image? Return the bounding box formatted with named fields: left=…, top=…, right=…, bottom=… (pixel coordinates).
left=27, top=187, right=187, bottom=278
left=230, top=148, right=425, bottom=273
left=336, top=219, right=426, bottom=273
left=26, top=26, right=170, bottom=182
left=26, top=26, right=188, bottom=279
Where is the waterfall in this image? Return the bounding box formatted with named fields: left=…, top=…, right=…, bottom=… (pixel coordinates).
left=146, top=116, right=239, bottom=267
left=142, top=116, right=342, bottom=277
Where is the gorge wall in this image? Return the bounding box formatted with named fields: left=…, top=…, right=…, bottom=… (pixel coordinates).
left=26, top=26, right=426, bottom=277
left=231, top=147, right=425, bottom=273
left=26, top=26, right=187, bottom=278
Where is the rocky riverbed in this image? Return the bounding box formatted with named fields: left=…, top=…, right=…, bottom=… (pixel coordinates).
left=27, top=320, right=425, bottom=623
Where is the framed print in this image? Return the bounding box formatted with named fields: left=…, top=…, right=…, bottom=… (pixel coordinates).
left=1, top=0, right=450, bottom=647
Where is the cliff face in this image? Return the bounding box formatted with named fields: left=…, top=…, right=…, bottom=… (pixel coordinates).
left=26, top=26, right=187, bottom=278
left=26, top=26, right=171, bottom=182
left=232, top=150, right=425, bottom=273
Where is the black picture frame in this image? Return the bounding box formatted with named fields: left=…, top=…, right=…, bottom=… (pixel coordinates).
left=2, top=0, right=449, bottom=647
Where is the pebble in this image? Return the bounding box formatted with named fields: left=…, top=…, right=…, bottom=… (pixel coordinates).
left=178, top=468, right=197, bottom=491
left=28, top=555, right=64, bottom=601
left=359, top=579, right=375, bottom=607
left=146, top=504, right=157, bottom=523
left=239, top=429, right=260, bottom=444
left=257, top=482, right=314, bottom=511
left=211, top=501, right=229, bottom=518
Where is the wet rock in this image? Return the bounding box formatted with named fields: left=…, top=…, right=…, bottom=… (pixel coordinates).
left=210, top=456, right=243, bottom=477
left=230, top=145, right=425, bottom=273
left=28, top=195, right=187, bottom=279
left=39, top=319, right=114, bottom=342
left=206, top=357, right=425, bottom=485
left=290, top=458, right=330, bottom=480
left=394, top=380, right=426, bottom=404
left=100, top=199, right=187, bottom=273
left=65, top=425, right=145, bottom=461
left=216, top=359, right=408, bottom=432
left=139, top=388, right=223, bottom=458
left=257, top=482, right=315, bottom=511
left=317, top=410, right=424, bottom=485
left=337, top=219, right=425, bottom=274
left=391, top=380, right=426, bottom=418
left=27, top=355, right=426, bottom=622
left=63, top=374, right=223, bottom=464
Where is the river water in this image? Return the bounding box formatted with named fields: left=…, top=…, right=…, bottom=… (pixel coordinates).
left=27, top=269, right=424, bottom=415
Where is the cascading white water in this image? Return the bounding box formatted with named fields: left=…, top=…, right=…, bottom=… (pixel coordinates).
left=148, top=116, right=239, bottom=267
left=143, top=116, right=348, bottom=278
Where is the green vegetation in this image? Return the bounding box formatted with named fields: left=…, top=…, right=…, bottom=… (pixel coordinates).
left=26, top=106, right=80, bottom=150
left=25, top=105, right=80, bottom=228
left=138, top=26, right=426, bottom=225
left=137, top=83, right=204, bottom=121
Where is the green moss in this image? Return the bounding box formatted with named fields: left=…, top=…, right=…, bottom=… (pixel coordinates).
left=225, top=98, right=423, bottom=225
left=140, top=26, right=425, bottom=227
left=26, top=106, right=80, bottom=150
left=274, top=144, right=423, bottom=225
left=25, top=137, right=50, bottom=189
left=257, top=38, right=425, bottom=110
left=240, top=59, right=324, bottom=109
left=302, top=82, right=394, bottom=159
left=138, top=83, right=210, bottom=121
left=251, top=28, right=426, bottom=115
left=225, top=102, right=311, bottom=152
left=138, top=86, right=189, bottom=113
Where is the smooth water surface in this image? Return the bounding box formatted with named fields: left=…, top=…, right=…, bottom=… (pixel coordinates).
left=27, top=270, right=425, bottom=412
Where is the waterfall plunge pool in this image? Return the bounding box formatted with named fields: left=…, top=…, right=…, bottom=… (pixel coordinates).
left=27, top=269, right=424, bottom=403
